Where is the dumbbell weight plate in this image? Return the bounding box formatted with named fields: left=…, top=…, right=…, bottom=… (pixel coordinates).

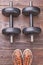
left=22, top=6, right=40, bottom=16
left=2, top=8, right=20, bottom=17
left=22, top=27, right=41, bottom=35
left=2, top=28, right=21, bottom=35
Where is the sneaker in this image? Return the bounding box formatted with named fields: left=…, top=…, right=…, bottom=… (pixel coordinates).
left=12, top=49, right=23, bottom=65
left=23, top=49, right=33, bottom=65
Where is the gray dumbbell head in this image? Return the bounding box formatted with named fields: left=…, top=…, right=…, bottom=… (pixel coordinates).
left=22, top=27, right=41, bottom=35
left=22, top=6, right=40, bottom=16
left=2, top=28, right=21, bottom=35
left=2, top=8, right=20, bottom=17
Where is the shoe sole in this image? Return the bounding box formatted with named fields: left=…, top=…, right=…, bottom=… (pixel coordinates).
left=12, top=49, right=23, bottom=65
left=23, top=49, right=33, bottom=65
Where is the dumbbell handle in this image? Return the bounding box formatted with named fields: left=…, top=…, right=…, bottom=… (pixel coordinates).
left=10, top=35, right=14, bottom=44
left=9, top=1, right=13, bottom=27
left=9, top=1, right=13, bottom=7
left=9, top=1, right=14, bottom=43
left=10, top=15, right=14, bottom=43
left=29, top=1, right=34, bottom=42
left=30, top=14, right=33, bottom=27
left=29, top=1, right=33, bottom=27
left=9, top=14, right=13, bottom=27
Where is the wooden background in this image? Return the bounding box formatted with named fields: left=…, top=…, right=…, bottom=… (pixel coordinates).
left=0, top=0, right=43, bottom=65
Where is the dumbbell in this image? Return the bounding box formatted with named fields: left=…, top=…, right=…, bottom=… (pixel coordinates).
left=22, top=1, right=41, bottom=42
left=2, top=1, right=21, bottom=43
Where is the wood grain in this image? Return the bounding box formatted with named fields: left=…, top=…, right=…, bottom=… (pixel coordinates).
left=0, top=0, right=43, bottom=7
left=0, top=0, right=43, bottom=65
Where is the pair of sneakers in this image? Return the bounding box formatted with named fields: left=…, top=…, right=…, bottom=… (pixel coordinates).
left=12, top=49, right=33, bottom=65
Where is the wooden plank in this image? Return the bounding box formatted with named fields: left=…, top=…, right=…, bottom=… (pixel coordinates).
left=0, top=40, right=43, bottom=50
left=0, top=13, right=42, bottom=29
left=0, top=49, right=42, bottom=65
left=0, top=0, right=43, bottom=7
left=0, top=0, right=42, bottom=65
